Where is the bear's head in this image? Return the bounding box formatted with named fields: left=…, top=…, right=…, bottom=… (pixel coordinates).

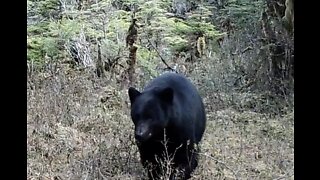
left=128, top=87, right=174, bottom=142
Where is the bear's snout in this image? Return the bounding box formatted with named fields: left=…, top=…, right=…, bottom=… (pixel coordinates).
left=135, top=124, right=152, bottom=142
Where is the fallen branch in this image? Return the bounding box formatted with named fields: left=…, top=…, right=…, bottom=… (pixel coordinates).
left=145, top=38, right=177, bottom=73
left=232, top=46, right=253, bottom=55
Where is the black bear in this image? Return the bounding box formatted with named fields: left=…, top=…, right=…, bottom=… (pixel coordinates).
left=128, top=73, right=206, bottom=180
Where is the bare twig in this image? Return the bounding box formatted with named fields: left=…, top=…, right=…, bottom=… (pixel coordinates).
left=232, top=46, right=253, bottom=55
left=146, top=38, right=176, bottom=72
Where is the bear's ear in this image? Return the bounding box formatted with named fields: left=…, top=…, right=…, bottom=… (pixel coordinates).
left=128, top=87, right=141, bottom=104
left=159, top=87, right=174, bottom=104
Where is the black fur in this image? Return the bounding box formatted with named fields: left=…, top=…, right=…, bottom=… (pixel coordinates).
left=128, top=73, right=206, bottom=179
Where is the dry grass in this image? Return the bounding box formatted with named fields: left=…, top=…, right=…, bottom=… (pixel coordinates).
left=27, top=62, right=294, bottom=180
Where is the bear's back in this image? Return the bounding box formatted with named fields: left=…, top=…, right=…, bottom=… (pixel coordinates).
left=144, top=73, right=206, bottom=142
left=144, top=73, right=197, bottom=96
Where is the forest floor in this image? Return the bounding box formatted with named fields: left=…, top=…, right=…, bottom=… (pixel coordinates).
left=27, top=65, right=294, bottom=180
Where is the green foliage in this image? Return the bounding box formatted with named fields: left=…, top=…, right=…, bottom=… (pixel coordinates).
left=34, top=0, right=61, bottom=18
left=27, top=19, right=81, bottom=65
left=134, top=1, right=221, bottom=56
left=27, top=36, right=45, bottom=66
left=221, top=0, right=264, bottom=28
left=108, top=18, right=130, bottom=34
left=137, top=48, right=159, bottom=77
left=51, top=19, right=83, bottom=39
left=100, top=38, right=121, bottom=58
left=27, top=0, right=36, bottom=15
left=172, top=20, right=193, bottom=35
left=163, top=36, right=189, bottom=52
left=28, top=22, right=50, bottom=35
left=27, top=0, right=224, bottom=71
left=42, top=37, right=60, bottom=58
left=27, top=34, right=62, bottom=65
